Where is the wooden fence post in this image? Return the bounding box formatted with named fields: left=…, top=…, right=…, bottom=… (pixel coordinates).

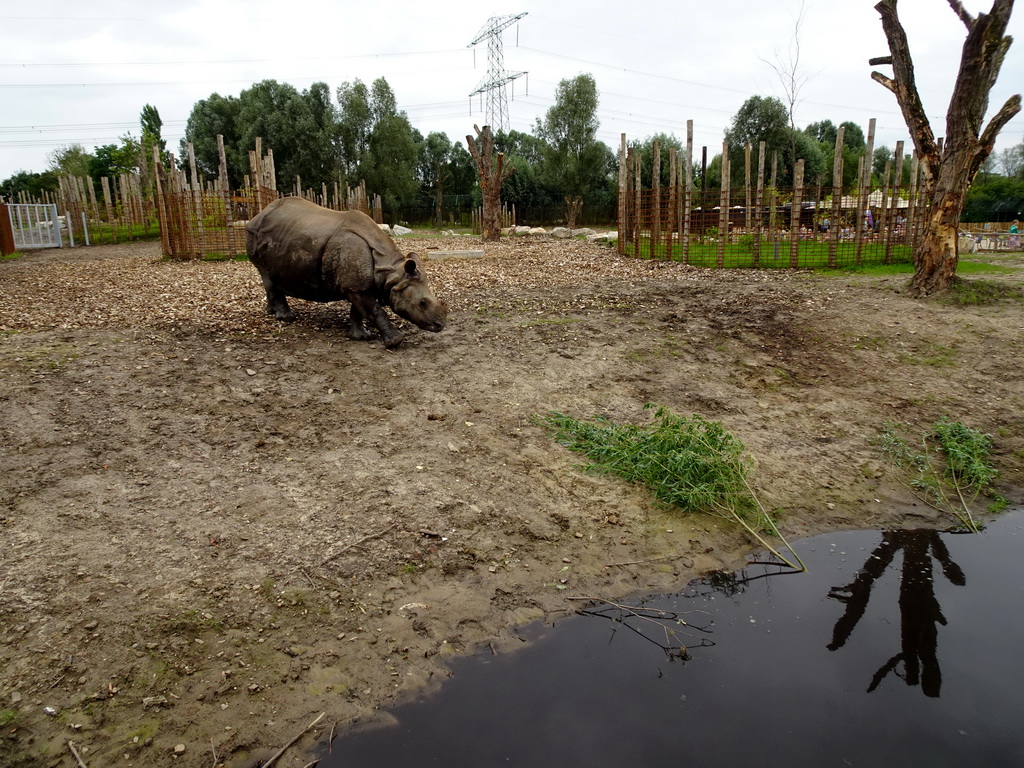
left=744, top=142, right=752, bottom=232
left=633, top=148, right=641, bottom=258
left=790, top=159, right=804, bottom=268
left=718, top=141, right=729, bottom=268
left=683, top=120, right=693, bottom=266
left=887, top=140, right=904, bottom=263
left=617, top=134, right=627, bottom=255
left=855, top=117, right=876, bottom=266
left=668, top=147, right=677, bottom=259
left=754, top=140, right=765, bottom=268
left=652, top=139, right=661, bottom=254
left=828, top=125, right=845, bottom=268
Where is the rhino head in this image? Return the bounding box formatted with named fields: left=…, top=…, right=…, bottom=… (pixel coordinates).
left=389, top=255, right=448, bottom=333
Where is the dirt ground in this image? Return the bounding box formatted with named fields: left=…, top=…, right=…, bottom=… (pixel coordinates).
left=1, top=235, right=1022, bottom=767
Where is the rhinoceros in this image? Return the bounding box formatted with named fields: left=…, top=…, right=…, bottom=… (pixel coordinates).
left=245, top=197, right=447, bottom=348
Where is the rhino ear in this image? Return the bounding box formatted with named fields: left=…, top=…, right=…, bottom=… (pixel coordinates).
left=403, top=257, right=421, bottom=278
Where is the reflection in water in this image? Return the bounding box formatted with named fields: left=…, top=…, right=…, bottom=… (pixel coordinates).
left=827, top=529, right=966, bottom=697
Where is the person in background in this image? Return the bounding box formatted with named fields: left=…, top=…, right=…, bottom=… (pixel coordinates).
left=1009, top=219, right=1020, bottom=249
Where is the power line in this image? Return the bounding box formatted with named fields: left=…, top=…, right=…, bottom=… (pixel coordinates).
left=0, top=48, right=466, bottom=69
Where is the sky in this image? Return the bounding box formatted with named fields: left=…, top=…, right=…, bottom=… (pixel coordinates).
left=1, top=0, right=1022, bottom=182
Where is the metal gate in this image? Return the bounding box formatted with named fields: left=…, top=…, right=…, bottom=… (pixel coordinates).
left=7, top=203, right=62, bottom=249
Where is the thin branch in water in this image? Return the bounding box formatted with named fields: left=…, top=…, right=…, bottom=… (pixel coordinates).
left=567, top=595, right=714, bottom=658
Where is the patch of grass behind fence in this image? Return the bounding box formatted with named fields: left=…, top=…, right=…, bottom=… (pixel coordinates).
left=628, top=237, right=914, bottom=269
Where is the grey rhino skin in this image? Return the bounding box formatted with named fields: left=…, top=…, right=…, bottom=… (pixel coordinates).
left=245, top=197, right=447, bottom=348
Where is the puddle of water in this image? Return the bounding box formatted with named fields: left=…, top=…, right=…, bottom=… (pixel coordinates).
left=321, top=510, right=1024, bottom=767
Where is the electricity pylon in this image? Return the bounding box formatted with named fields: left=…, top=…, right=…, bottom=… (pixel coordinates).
left=468, top=13, right=528, bottom=135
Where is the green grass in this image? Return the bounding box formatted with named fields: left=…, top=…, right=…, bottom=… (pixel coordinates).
left=956, top=260, right=1019, bottom=274
left=82, top=221, right=161, bottom=244
left=876, top=419, right=1005, bottom=531
left=942, top=277, right=1024, bottom=306
left=539, top=404, right=804, bottom=570
left=897, top=342, right=957, bottom=367
left=627, top=237, right=913, bottom=269
left=1, top=250, right=23, bottom=261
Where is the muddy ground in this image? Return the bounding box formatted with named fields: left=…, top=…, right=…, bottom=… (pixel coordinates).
left=1, top=235, right=1022, bottom=767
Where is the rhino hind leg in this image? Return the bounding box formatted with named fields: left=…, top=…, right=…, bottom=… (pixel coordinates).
left=347, top=303, right=374, bottom=341
left=258, top=275, right=297, bottom=321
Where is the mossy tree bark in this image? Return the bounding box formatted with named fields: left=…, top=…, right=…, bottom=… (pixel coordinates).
left=871, top=0, right=1020, bottom=296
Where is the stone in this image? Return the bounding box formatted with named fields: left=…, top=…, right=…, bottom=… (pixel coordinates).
left=550, top=227, right=572, bottom=239
left=426, top=250, right=485, bottom=261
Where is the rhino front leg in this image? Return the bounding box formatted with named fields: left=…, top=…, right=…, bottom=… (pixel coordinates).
left=349, top=294, right=404, bottom=348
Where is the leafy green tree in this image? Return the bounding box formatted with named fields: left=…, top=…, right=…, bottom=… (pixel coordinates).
left=499, top=153, right=551, bottom=212
left=633, top=133, right=686, bottom=188
left=724, top=96, right=790, bottom=185
left=963, top=173, right=1024, bottom=221
left=181, top=93, right=243, bottom=186
left=489, top=129, right=549, bottom=212
left=294, top=82, right=341, bottom=188
left=335, top=77, right=418, bottom=216
left=804, top=119, right=867, bottom=188
left=90, top=137, right=142, bottom=180
left=336, top=80, right=372, bottom=181
left=419, top=132, right=454, bottom=226
left=47, top=144, right=93, bottom=178
left=872, top=146, right=894, bottom=183
left=236, top=79, right=336, bottom=191
left=447, top=142, right=477, bottom=196
left=140, top=104, right=167, bottom=168
left=805, top=119, right=839, bottom=146
left=534, top=73, right=612, bottom=226
left=998, top=141, right=1024, bottom=177
left=839, top=121, right=866, bottom=151
left=364, top=80, right=418, bottom=217
left=495, top=129, right=546, bottom=165
left=790, top=129, right=827, bottom=184
left=0, top=169, right=58, bottom=200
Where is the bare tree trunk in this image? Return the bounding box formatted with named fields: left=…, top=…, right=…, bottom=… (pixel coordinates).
left=565, top=196, right=583, bottom=229
left=466, top=125, right=514, bottom=242
left=871, top=0, right=1020, bottom=296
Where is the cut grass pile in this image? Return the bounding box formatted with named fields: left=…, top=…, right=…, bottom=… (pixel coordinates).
left=877, top=417, right=1005, bottom=532
left=540, top=405, right=804, bottom=570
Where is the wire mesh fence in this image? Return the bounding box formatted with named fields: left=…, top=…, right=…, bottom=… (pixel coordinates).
left=618, top=187, right=922, bottom=269
left=616, top=123, right=938, bottom=269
